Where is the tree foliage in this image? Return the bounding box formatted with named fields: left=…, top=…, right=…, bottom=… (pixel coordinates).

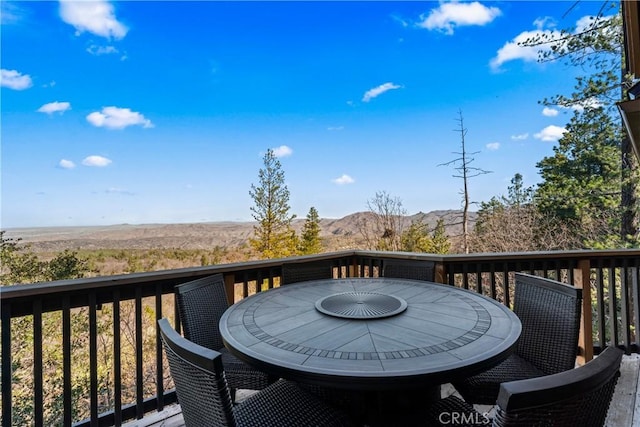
left=299, top=206, right=323, bottom=255
left=535, top=107, right=624, bottom=246
left=1, top=231, right=90, bottom=284
left=249, top=149, right=298, bottom=258
left=401, top=219, right=450, bottom=254
left=522, top=3, right=638, bottom=245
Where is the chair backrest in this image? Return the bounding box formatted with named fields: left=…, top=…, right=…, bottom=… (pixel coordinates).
left=158, top=318, right=236, bottom=427
left=382, top=259, right=435, bottom=281
left=281, top=260, right=333, bottom=285
left=175, top=274, right=228, bottom=351
left=494, top=346, right=623, bottom=427
left=513, top=272, right=582, bottom=375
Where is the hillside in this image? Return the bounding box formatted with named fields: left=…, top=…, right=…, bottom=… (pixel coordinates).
left=4, top=210, right=476, bottom=252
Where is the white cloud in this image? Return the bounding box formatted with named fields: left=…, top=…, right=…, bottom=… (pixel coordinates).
left=82, top=155, right=112, bottom=167
left=59, top=159, right=76, bottom=169
left=490, top=28, right=559, bottom=70
left=332, top=174, right=355, bottom=185
left=362, top=82, right=401, bottom=102
left=86, top=106, right=153, bottom=130
left=87, top=44, right=119, bottom=55
left=272, top=145, right=292, bottom=157
left=392, top=15, right=409, bottom=28
left=327, top=126, right=344, bottom=131
left=38, top=101, right=71, bottom=114
left=534, top=125, right=566, bottom=142
left=511, top=133, right=529, bottom=141
left=542, top=107, right=558, bottom=117
left=486, top=142, right=500, bottom=151
left=418, top=1, right=501, bottom=35
left=59, top=0, right=128, bottom=40
left=1, top=69, right=33, bottom=90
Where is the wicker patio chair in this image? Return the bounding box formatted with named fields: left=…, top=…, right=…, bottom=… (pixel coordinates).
left=158, top=318, right=354, bottom=427
left=175, top=274, right=275, bottom=400
left=280, top=260, right=333, bottom=285
left=425, top=346, right=623, bottom=427
left=382, top=259, right=435, bottom=281
left=452, top=272, right=583, bottom=405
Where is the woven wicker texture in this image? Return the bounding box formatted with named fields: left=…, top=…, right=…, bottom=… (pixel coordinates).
left=494, top=379, right=618, bottom=427
left=281, top=260, right=333, bottom=285
left=235, top=380, right=353, bottom=427
left=453, top=273, right=582, bottom=405
left=298, top=384, right=368, bottom=424
left=159, top=318, right=353, bottom=427
left=175, top=274, right=273, bottom=393
left=382, top=259, right=435, bottom=281
left=159, top=318, right=237, bottom=427
left=426, top=347, right=622, bottom=427
left=493, top=346, right=623, bottom=427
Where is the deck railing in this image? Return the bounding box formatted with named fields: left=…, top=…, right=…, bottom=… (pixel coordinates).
left=1, top=249, right=639, bottom=426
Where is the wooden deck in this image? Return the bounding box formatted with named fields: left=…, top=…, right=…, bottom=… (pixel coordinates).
left=124, top=354, right=640, bottom=427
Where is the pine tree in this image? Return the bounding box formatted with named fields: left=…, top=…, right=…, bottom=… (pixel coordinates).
left=536, top=108, right=624, bottom=246
left=249, top=149, right=297, bottom=258
left=299, top=207, right=322, bottom=255
left=401, top=219, right=450, bottom=254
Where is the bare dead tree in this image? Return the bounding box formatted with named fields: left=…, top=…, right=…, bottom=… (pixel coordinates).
left=356, top=191, right=407, bottom=251
left=439, top=110, right=492, bottom=253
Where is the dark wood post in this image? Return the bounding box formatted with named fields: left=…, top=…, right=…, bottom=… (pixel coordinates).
left=575, top=259, right=594, bottom=364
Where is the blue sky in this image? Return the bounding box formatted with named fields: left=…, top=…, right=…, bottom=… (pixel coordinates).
left=1, top=1, right=615, bottom=228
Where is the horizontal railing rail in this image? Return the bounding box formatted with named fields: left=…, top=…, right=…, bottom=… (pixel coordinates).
left=1, top=249, right=638, bottom=426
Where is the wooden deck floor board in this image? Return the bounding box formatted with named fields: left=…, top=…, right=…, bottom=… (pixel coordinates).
left=605, top=354, right=639, bottom=427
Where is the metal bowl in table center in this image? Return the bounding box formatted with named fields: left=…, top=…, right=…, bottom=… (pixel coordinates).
left=315, top=291, right=408, bottom=319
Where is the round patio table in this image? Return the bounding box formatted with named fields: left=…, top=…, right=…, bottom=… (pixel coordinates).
left=220, top=277, right=521, bottom=392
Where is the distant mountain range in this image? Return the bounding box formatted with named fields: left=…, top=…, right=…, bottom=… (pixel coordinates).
left=5, top=210, right=476, bottom=252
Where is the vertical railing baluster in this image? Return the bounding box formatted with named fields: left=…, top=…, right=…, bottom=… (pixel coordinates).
left=2, top=302, right=12, bottom=427
left=568, top=266, right=574, bottom=286
left=596, top=262, right=606, bottom=350
left=155, top=284, right=164, bottom=412
left=268, top=269, right=276, bottom=290
left=632, top=258, right=640, bottom=351
left=33, top=299, right=43, bottom=426
left=114, top=290, right=122, bottom=426
left=475, top=267, right=482, bottom=294
left=63, top=297, right=72, bottom=426
left=502, top=263, right=510, bottom=308
left=242, top=273, right=249, bottom=297
left=256, top=271, right=263, bottom=293
left=462, top=263, right=469, bottom=290
left=449, top=263, right=456, bottom=286
left=621, top=259, right=631, bottom=353
left=89, top=292, right=98, bottom=424
left=489, top=264, right=497, bottom=300
left=608, top=266, right=619, bottom=348
left=135, top=287, right=143, bottom=419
